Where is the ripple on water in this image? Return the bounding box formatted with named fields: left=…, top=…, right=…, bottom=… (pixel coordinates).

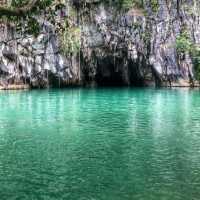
left=0, top=88, right=200, bottom=200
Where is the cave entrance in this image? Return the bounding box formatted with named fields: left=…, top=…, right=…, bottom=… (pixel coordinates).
left=95, top=58, right=147, bottom=86
left=95, top=56, right=127, bottom=86
left=128, top=60, right=145, bottom=87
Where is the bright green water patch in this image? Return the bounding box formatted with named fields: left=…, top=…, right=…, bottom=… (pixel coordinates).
left=0, top=88, right=200, bottom=200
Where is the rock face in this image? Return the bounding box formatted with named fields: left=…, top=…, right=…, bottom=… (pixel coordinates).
left=0, top=0, right=200, bottom=88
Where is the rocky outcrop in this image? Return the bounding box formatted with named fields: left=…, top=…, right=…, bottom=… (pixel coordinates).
left=0, top=0, right=200, bottom=88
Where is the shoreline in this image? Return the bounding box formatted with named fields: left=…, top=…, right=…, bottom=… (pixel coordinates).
left=0, top=83, right=200, bottom=90
left=0, top=84, right=30, bottom=90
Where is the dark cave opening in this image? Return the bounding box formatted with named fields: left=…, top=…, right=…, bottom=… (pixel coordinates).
left=95, top=56, right=126, bottom=86
left=96, top=71, right=125, bottom=86
left=128, top=60, right=146, bottom=87
left=95, top=56, right=147, bottom=87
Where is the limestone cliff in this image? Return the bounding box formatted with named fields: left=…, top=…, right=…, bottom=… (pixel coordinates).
left=0, top=0, right=200, bottom=88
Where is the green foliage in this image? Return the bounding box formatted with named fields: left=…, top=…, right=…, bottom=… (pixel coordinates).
left=119, top=0, right=144, bottom=10
left=102, top=0, right=144, bottom=10
left=11, top=0, right=29, bottom=7
left=191, top=46, right=200, bottom=81
left=26, top=17, right=40, bottom=36
left=7, top=0, right=53, bottom=36
left=59, top=21, right=81, bottom=55
left=117, top=0, right=158, bottom=12
left=38, top=0, right=53, bottom=8
left=176, top=30, right=200, bottom=81
left=150, top=0, right=159, bottom=13
left=176, top=31, right=192, bottom=53
left=142, top=31, right=151, bottom=46
left=11, top=0, right=53, bottom=9
left=103, top=0, right=159, bottom=12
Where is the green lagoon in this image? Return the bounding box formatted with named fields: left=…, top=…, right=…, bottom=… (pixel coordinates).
left=0, top=88, right=200, bottom=200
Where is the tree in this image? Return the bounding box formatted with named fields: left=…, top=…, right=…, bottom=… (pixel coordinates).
left=0, top=0, right=39, bottom=16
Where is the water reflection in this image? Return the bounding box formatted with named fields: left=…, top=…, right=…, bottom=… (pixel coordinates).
left=0, top=88, right=200, bottom=199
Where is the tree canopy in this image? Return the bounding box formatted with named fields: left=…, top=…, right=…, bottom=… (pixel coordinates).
left=0, top=0, right=40, bottom=16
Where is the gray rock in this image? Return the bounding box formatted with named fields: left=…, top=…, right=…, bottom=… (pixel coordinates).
left=0, top=0, right=199, bottom=87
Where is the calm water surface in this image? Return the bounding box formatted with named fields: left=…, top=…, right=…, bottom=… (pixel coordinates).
left=0, top=88, right=200, bottom=200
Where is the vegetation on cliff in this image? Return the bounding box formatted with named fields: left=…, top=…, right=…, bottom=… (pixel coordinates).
left=0, top=0, right=200, bottom=87
left=176, top=30, right=200, bottom=81
left=0, top=0, right=53, bottom=16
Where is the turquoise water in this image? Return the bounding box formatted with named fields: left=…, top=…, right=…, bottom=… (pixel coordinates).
left=0, top=88, right=200, bottom=200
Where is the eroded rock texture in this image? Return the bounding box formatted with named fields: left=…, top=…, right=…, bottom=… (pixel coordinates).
left=0, top=0, right=199, bottom=88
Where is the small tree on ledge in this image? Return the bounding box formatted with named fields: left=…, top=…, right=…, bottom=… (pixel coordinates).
left=0, top=0, right=39, bottom=16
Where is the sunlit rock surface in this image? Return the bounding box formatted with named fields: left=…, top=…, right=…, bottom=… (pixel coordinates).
left=0, top=0, right=200, bottom=88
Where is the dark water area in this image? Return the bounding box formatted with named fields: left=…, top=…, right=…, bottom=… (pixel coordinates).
left=0, top=88, right=200, bottom=200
